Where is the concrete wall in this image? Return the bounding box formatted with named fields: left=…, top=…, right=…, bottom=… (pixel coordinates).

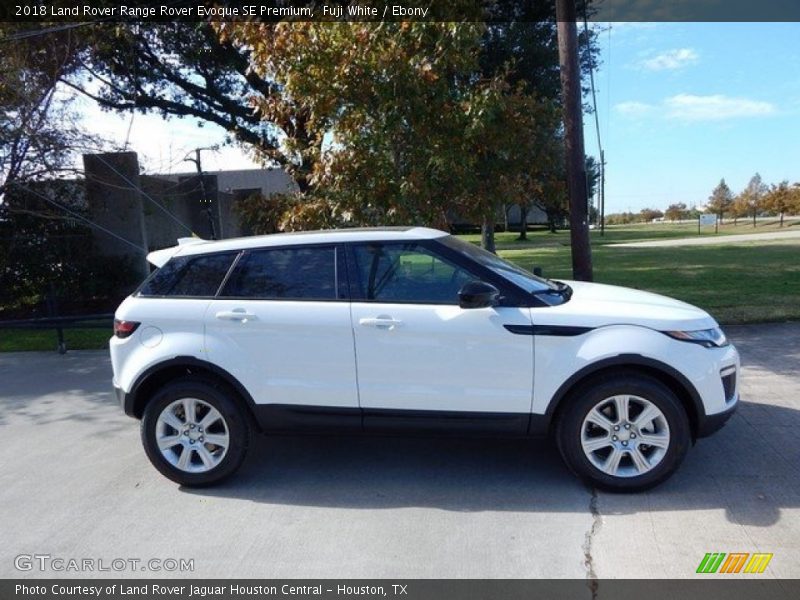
left=82, top=152, right=551, bottom=266
left=82, top=152, right=150, bottom=279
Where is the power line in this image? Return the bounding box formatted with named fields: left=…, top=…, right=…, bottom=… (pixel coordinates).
left=91, top=153, right=195, bottom=236
left=0, top=0, right=192, bottom=44
left=0, top=22, right=96, bottom=44
left=9, top=182, right=148, bottom=254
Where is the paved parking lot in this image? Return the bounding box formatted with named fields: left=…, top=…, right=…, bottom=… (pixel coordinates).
left=0, top=323, right=798, bottom=579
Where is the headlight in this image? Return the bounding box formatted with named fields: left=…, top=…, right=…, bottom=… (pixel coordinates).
left=663, top=327, right=728, bottom=348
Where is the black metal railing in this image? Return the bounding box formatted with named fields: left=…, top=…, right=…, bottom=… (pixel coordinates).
left=0, top=313, right=114, bottom=354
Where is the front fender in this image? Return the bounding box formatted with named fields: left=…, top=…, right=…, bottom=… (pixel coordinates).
left=532, top=324, right=712, bottom=418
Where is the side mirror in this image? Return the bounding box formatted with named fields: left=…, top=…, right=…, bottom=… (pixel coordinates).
left=532, top=266, right=543, bottom=277
left=458, top=280, right=500, bottom=309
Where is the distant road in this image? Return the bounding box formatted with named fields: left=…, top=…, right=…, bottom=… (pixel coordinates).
left=610, top=229, right=800, bottom=248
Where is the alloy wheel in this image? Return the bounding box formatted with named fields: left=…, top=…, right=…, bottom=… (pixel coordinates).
left=154, top=397, right=230, bottom=473
left=580, top=394, right=671, bottom=478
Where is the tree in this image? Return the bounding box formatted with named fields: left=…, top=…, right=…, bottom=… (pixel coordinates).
left=51, top=5, right=597, bottom=251
left=706, top=179, right=733, bottom=227
left=218, top=22, right=563, bottom=248
left=736, top=173, right=768, bottom=228
left=56, top=21, right=324, bottom=190
left=731, top=193, right=749, bottom=226
left=763, top=180, right=799, bottom=227
left=664, top=202, right=688, bottom=222
left=640, top=208, right=664, bottom=222
left=0, top=25, right=99, bottom=200
left=58, top=12, right=592, bottom=196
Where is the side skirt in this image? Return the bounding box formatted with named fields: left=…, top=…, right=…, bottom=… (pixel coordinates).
left=253, top=404, right=551, bottom=438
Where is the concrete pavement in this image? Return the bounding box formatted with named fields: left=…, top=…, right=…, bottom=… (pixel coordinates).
left=0, top=323, right=798, bottom=579
left=609, top=229, right=800, bottom=247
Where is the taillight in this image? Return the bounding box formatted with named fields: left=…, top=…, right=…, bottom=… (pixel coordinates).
left=114, top=319, right=140, bottom=339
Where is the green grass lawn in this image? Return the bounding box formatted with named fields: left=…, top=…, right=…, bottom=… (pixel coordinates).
left=0, top=328, right=110, bottom=353
left=460, top=218, right=800, bottom=250
left=468, top=222, right=800, bottom=325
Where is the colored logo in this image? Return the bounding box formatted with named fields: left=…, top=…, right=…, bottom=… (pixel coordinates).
left=696, top=552, right=773, bottom=574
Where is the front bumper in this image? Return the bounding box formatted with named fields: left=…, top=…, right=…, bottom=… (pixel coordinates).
left=696, top=394, right=738, bottom=438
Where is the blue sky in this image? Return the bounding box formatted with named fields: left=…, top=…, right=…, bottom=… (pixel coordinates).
left=77, top=22, right=800, bottom=214
left=593, top=22, right=800, bottom=213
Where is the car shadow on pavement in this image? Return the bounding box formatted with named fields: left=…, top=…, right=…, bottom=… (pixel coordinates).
left=0, top=351, right=126, bottom=433
left=182, top=400, right=800, bottom=527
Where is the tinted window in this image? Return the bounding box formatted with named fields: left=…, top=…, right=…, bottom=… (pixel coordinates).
left=139, top=253, right=236, bottom=297
left=351, top=243, right=475, bottom=304
left=221, top=247, right=337, bottom=300
left=438, top=235, right=558, bottom=294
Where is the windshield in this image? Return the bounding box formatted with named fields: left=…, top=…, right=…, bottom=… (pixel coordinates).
left=438, top=235, right=562, bottom=295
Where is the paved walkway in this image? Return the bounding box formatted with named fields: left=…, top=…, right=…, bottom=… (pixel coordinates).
left=1, top=323, right=798, bottom=579
left=610, top=229, right=800, bottom=248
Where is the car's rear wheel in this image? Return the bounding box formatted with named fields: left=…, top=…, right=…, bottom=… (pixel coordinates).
left=556, top=373, right=690, bottom=492
left=141, top=377, right=251, bottom=486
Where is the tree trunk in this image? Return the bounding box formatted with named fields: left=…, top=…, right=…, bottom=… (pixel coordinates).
left=481, top=217, right=496, bottom=254
left=753, top=208, right=757, bottom=228
left=518, top=205, right=529, bottom=240
left=556, top=0, right=593, bottom=281
left=780, top=211, right=784, bottom=227
left=547, top=211, right=557, bottom=233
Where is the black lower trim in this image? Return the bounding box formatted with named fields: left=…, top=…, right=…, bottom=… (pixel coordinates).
left=363, top=408, right=529, bottom=435
left=255, top=404, right=361, bottom=433
left=696, top=397, right=738, bottom=438
left=254, top=404, right=534, bottom=436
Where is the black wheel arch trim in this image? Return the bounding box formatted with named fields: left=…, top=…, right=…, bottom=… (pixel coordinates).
left=123, top=356, right=259, bottom=421
left=123, top=354, right=710, bottom=439
left=541, top=353, right=707, bottom=436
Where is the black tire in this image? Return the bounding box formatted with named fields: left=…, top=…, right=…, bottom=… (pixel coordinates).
left=141, top=376, right=251, bottom=486
left=555, top=372, right=691, bottom=492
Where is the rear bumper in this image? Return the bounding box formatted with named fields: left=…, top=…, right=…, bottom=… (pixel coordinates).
left=696, top=395, right=738, bottom=438
left=113, top=383, right=136, bottom=418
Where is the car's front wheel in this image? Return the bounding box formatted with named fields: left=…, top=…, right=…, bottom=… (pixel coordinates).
left=556, top=372, right=690, bottom=492
left=141, top=377, right=251, bottom=486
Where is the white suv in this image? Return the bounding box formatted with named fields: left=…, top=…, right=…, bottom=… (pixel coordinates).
left=111, top=227, right=739, bottom=491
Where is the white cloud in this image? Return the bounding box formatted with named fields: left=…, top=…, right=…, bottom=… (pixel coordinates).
left=664, top=94, right=776, bottom=121
left=616, top=94, right=776, bottom=122
left=615, top=101, right=655, bottom=118
left=640, top=48, right=699, bottom=71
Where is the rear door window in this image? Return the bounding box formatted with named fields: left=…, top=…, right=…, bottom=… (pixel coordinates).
left=220, top=246, right=337, bottom=300
left=139, top=253, right=237, bottom=297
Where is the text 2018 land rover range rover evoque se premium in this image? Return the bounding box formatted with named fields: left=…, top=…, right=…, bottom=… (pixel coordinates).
left=111, top=227, right=739, bottom=491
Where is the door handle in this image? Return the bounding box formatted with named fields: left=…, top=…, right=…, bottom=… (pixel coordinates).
left=215, top=309, right=257, bottom=322
left=359, top=316, right=403, bottom=330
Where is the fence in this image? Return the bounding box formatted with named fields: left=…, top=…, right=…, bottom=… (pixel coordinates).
left=0, top=313, right=114, bottom=354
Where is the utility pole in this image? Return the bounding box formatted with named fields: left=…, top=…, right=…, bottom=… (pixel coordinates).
left=184, top=147, right=217, bottom=240
left=556, top=0, right=593, bottom=281
left=600, top=149, right=605, bottom=236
